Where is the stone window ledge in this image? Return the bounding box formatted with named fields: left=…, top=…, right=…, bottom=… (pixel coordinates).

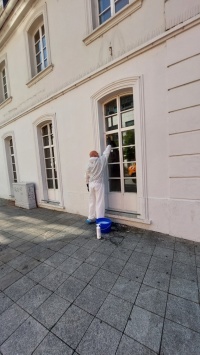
left=26, top=64, right=54, bottom=88
left=0, top=96, right=12, bottom=109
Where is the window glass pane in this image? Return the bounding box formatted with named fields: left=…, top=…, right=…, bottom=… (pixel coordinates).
left=45, top=159, right=51, bottom=168
left=105, top=115, right=118, bottom=131
left=107, top=133, right=119, bottom=147
left=36, top=53, right=42, bottom=65
left=108, top=164, right=120, bottom=177
left=108, top=148, right=120, bottom=164
left=12, top=163, right=16, bottom=172
left=34, top=30, right=40, bottom=43
left=54, top=169, right=57, bottom=178
left=124, top=162, right=136, bottom=177
left=13, top=172, right=17, bottom=181
left=43, top=136, right=49, bottom=146
left=42, top=36, right=46, bottom=48
left=46, top=169, right=52, bottom=178
left=37, top=64, right=42, bottom=73
left=11, top=156, right=15, bottom=164
left=99, top=0, right=110, bottom=13
left=51, top=135, right=54, bottom=145
left=44, top=59, right=48, bottom=68
left=44, top=148, right=51, bottom=158
left=47, top=179, right=53, bottom=188
left=2, top=68, right=5, bottom=76
left=123, top=146, right=136, bottom=162
left=51, top=147, right=55, bottom=157
left=115, top=0, right=129, bottom=13
left=109, top=179, right=121, bottom=192
left=99, top=8, right=111, bottom=23
left=121, top=111, right=134, bottom=128
left=41, top=25, right=45, bottom=36
left=120, top=95, right=133, bottom=111
left=55, top=179, right=58, bottom=189
left=124, top=178, right=137, bottom=193
left=3, top=76, right=6, bottom=85
left=4, top=92, right=8, bottom=99
left=10, top=146, right=14, bottom=155
left=122, top=130, right=135, bottom=145
left=9, top=139, right=13, bottom=146
left=42, top=125, right=48, bottom=136
left=105, top=99, right=117, bottom=116
left=35, top=41, right=41, bottom=54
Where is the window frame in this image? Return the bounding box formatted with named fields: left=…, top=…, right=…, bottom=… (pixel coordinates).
left=0, top=54, right=11, bottom=107
left=3, top=133, right=19, bottom=197
left=98, top=0, right=129, bottom=25
left=83, top=0, right=143, bottom=45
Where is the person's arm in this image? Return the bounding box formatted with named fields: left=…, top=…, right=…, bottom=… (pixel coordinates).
left=102, top=145, right=112, bottom=162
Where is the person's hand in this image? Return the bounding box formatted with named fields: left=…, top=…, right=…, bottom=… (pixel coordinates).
left=107, top=137, right=112, bottom=145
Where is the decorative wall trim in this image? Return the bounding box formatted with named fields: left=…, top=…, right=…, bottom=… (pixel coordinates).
left=0, top=96, right=12, bottom=109
left=26, top=64, right=54, bottom=88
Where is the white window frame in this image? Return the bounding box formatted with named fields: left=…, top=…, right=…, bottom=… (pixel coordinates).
left=33, top=24, right=48, bottom=75
left=98, top=0, right=129, bottom=25
left=83, top=0, right=143, bottom=45
left=2, top=132, right=19, bottom=197
left=0, top=54, right=12, bottom=107
left=24, top=4, right=53, bottom=87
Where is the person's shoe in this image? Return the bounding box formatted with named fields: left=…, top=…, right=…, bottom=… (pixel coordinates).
left=86, top=218, right=96, bottom=224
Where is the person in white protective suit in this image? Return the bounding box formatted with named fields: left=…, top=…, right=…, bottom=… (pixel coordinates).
left=85, top=144, right=112, bottom=224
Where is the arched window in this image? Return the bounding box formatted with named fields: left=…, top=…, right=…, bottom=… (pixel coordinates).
left=3, top=134, right=18, bottom=196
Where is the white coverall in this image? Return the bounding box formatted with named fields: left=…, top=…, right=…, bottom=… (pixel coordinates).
left=86, top=145, right=111, bottom=220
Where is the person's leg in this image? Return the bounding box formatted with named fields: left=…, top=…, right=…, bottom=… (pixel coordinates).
left=88, top=182, right=96, bottom=222
left=95, top=182, right=105, bottom=219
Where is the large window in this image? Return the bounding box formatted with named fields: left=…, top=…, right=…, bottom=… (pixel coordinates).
left=9, top=138, right=17, bottom=183
left=0, top=58, right=10, bottom=104
left=41, top=123, right=58, bottom=191
left=34, top=24, right=48, bottom=74
left=98, top=0, right=129, bottom=24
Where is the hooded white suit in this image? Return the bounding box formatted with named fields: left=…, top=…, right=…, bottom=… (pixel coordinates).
left=86, top=145, right=111, bottom=220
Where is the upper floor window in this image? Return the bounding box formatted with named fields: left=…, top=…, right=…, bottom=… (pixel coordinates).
left=0, top=58, right=10, bottom=105
left=1, top=67, right=8, bottom=100
left=34, top=24, right=48, bottom=74
left=98, top=0, right=129, bottom=24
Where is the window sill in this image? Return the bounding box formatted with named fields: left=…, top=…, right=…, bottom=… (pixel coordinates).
left=0, top=96, right=12, bottom=109
left=83, top=0, right=143, bottom=45
left=26, top=64, right=54, bottom=88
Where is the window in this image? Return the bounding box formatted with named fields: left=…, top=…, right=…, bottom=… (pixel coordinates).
left=0, top=58, right=10, bottom=105
left=9, top=138, right=17, bottom=183
left=3, top=134, right=18, bottom=197
left=98, top=0, right=129, bottom=25
left=34, top=24, right=48, bottom=74
left=1, top=67, right=8, bottom=100
left=26, top=7, right=52, bottom=85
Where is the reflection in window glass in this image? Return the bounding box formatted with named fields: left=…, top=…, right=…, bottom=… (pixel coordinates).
left=123, top=162, right=136, bottom=177
left=43, top=136, right=49, bottom=146
left=123, top=147, right=136, bottom=162
left=115, top=0, right=129, bottom=12
left=41, top=123, right=58, bottom=190
left=120, top=95, right=133, bottom=111
left=122, top=130, right=135, bottom=145
left=99, top=8, right=111, bottom=24
left=109, top=179, right=121, bottom=192
left=108, top=148, right=120, bottom=163
left=124, top=178, right=137, bottom=193
left=121, top=111, right=134, bottom=128
left=105, top=115, right=118, bottom=131
left=108, top=164, right=120, bottom=177
left=99, top=0, right=110, bottom=13
left=105, top=99, right=117, bottom=116
left=47, top=179, right=53, bottom=188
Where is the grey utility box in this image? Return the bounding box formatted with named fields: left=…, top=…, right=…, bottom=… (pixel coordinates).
left=13, top=182, right=37, bottom=209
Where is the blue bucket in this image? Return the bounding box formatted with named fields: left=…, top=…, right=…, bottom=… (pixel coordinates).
left=96, top=218, right=112, bottom=234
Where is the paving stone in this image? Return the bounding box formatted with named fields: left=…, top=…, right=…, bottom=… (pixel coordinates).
left=166, top=294, right=200, bottom=332
left=25, top=244, right=55, bottom=261
left=0, top=247, right=21, bottom=263
left=125, top=306, right=163, bottom=353
left=160, top=319, right=200, bottom=355
left=169, top=276, right=199, bottom=303
left=121, top=262, right=147, bottom=283
left=0, top=316, right=48, bottom=355
left=95, top=241, right=117, bottom=255
left=89, top=269, right=118, bottom=292
left=97, top=293, right=132, bottom=331
left=17, top=284, right=52, bottom=314
left=148, top=256, right=172, bottom=274
left=76, top=318, right=121, bottom=355
left=72, top=262, right=98, bottom=283
left=135, top=284, right=168, bottom=317
left=143, top=269, right=170, bottom=292
left=70, top=247, right=93, bottom=261
left=57, top=257, right=83, bottom=274
left=156, top=239, right=175, bottom=250
left=101, top=255, right=127, bottom=274
left=173, top=251, right=196, bottom=266
left=116, top=334, right=157, bottom=355
left=153, top=246, right=174, bottom=260
left=32, top=293, right=70, bottom=329
left=85, top=251, right=108, bottom=267
left=70, top=236, right=90, bottom=247
left=196, top=255, right=200, bottom=267
left=128, top=251, right=151, bottom=268
left=175, top=242, right=195, bottom=254
left=135, top=243, right=155, bottom=255
left=0, top=304, right=29, bottom=345
left=195, top=244, right=200, bottom=255
left=59, top=243, right=79, bottom=256
left=33, top=333, right=73, bottom=355
left=15, top=241, right=36, bottom=252
left=0, top=269, right=22, bottom=291
left=111, top=275, right=140, bottom=303
left=40, top=239, right=66, bottom=251
left=26, top=263, right=54, bottom=282
left=83, top=239, right=103, bottom=251
left=0, top=263, right=13, bottom=279
left=0, top=292, right=13, bottom=315
left=39, top=269, right=69, bottom=291
left=52, top=304, right=93, bottom=349
left=120, top=239, right=139, bottom=251
left=111, top=246, right=132, bottom=261
left=4, top=275, right=36, bottom=301
left=44, top=251, right=68, bottom=267
left=172, top=261, right=197, bottom=282
left=74, top=284, right=108, bottom=315
left=8, top=254, right=40, bottom=274
left=56, top=276, right=86, bottom=302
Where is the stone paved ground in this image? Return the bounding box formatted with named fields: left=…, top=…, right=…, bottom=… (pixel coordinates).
left=0, top=199, right=200, bottom=355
